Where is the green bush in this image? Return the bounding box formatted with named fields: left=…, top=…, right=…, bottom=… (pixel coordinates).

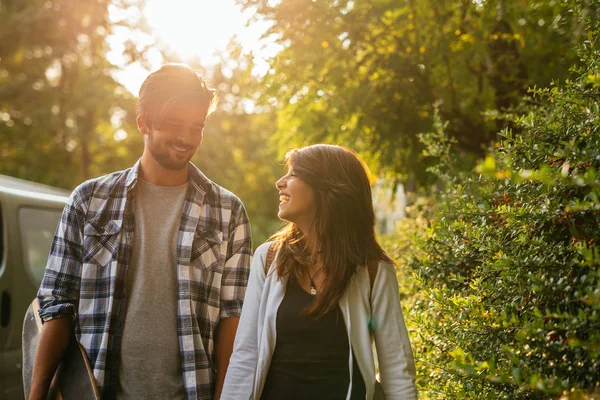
left=405, top=21, right=600, bottom=399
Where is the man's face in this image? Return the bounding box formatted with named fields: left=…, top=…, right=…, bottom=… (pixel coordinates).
left=142, top=98, right=208, bottom=171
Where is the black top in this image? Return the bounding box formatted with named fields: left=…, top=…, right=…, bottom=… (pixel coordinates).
left=261, top=277, right=366, bottom=400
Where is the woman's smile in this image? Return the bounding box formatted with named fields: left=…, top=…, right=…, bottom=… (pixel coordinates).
left=279, top=193, right=291, bottom=207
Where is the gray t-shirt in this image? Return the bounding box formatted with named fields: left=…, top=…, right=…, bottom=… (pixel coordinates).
left=117, top=179, right=188, bottom=400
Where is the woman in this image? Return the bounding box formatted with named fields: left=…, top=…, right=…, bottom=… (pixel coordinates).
left=222, top=144, right=417, bottom=399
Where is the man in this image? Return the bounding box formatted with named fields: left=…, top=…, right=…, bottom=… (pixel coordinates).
left=28, top=64, right=252, bottom=400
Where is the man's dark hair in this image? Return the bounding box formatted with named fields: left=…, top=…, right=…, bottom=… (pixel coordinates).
left=137, top=63, right=218, bottom=129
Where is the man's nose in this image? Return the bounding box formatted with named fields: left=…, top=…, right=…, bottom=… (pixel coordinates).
left=177, top=127, right=198, bottom=142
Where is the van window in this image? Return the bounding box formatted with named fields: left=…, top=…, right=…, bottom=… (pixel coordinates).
left=19, top=207, right=62, bottom=285
left=0, top=201, right=3, bottom=269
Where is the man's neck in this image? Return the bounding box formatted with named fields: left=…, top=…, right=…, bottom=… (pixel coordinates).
left=139, top=152, right=189, bottom=187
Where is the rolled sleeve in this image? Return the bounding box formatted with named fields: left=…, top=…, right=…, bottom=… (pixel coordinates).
left=219, top=201, right=252, bottom=319
left=220, top=299, right=244, bottom=319
left=37, top=301, right=77, bottom=323
left=37, top=186, right=87, bottom=323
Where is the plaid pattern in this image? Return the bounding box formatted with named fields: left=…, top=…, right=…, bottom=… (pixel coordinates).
left=37, top=160, right=253, bottom=400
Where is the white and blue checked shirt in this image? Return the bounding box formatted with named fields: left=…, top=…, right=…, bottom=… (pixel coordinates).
left=37, top=160, right=253, bottom=400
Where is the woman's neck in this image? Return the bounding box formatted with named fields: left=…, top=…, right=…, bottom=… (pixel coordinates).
left=297, top=225, right=318, bottom=253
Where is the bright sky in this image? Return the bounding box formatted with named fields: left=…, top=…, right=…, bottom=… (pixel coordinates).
left=108, top=0, right=279, bottom=96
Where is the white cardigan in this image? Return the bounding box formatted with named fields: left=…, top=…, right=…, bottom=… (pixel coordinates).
left=221, top=242, right=418, bottom=400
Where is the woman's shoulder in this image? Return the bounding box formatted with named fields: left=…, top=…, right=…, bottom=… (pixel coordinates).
left=254, top=241, right=274, bottom=257
left=377, top=259, right=395, bottom=272
left=366, top=259, right=396, bottom=286
left=367, top=259, right=395, bottom=272
left=254, top=241, right=280, bottom=266
left=254, top=241, right=280, bottom=277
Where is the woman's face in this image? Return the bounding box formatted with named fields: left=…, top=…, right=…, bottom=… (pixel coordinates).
left=275, top=166, right=317, bottom=231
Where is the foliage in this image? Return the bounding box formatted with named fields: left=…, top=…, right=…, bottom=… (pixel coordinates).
left=0, top=0, right=150, bottom=188
left=238, top=0, right=599, bottom=190
left=406, top=22, right=600, bottom=398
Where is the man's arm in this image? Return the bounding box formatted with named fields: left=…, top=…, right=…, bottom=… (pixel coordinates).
left=29, top=185, right=88, bottom=399
left=28, top=318, right=74, bottom=400
left=213, top=317, right=240, bottom=399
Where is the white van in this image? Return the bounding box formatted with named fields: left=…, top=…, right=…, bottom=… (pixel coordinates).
left=0, top=174, right=68, bottom=399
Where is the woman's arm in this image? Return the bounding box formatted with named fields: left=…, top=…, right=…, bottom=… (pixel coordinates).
left=372, top=262, right=418, bottom=400
left=220, top=242, right=271, bottom=399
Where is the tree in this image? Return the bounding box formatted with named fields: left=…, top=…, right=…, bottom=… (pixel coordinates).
left=409, top=17, right=600, bottom=398
left=0, top=0, right=151, bottom=188
left=237, top=0, right=599, bottom=190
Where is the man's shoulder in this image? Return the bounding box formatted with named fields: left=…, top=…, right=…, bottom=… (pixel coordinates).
left=188, top=163, right=244, bottom=211
left=205, top=180, right=245, bottom=211
left=70, top=168, right=133, bottom=203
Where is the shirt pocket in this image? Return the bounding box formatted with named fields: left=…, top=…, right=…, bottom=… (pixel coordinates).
left=190, top=227, right=224, bottom=272
left=83, top=219, right=122, bottom=267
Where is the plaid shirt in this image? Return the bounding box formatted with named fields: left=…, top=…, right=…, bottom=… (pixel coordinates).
left=37, top=160, right=253, bottom=400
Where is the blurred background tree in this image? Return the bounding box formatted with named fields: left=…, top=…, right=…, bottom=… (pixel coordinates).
left=238, top=0, right=599, bottom=190
left=0, top=0, right=150, bottom=187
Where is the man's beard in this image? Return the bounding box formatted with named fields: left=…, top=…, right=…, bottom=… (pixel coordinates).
left=147, top=134, right=195, bottom=171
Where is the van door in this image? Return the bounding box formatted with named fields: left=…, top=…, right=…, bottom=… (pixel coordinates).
left=0, top=195, right=21, bottom=398
left=0, top=197, right=8, bottom=346
left=0, top=200, right=64, bottom=399
left=18, top=207, right=64, bottom=289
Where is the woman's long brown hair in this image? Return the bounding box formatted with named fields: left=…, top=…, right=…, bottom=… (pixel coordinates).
left=269, top=144, right=392, bottom=317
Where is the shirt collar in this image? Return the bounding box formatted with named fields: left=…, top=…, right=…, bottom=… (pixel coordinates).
left=187, top=161, right=212, bottom=201
left=125, top=159, right=141, bottom=189
left=124, top=159, right=213, bottom=201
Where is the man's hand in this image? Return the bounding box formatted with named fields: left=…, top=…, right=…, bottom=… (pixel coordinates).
left=28, top=317, right=74, bottom=400
left=213, top=317, right=240, bottom=400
